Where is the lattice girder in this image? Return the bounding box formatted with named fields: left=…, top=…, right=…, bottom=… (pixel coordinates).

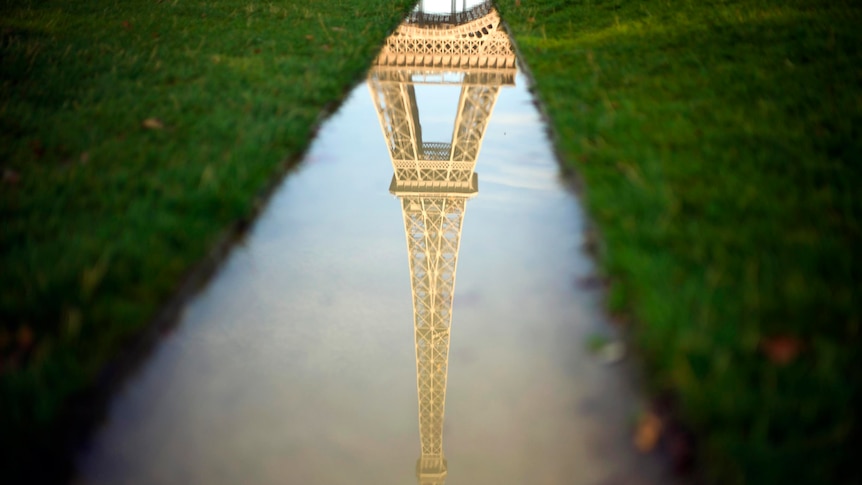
left=401, top=196, right=467, bottom=464
left=374, top=9, right=516, bottom=70
left=370, top=68, right=516, bottom=87
left=407, top=0, right=494, bottom=27
left=368, top=83, right=500, bottom=186
left=451, top=85, right=500, bottom=163
left=368, top=79, right=423, bottom=164
left=368, top=9, right=514, bottom=484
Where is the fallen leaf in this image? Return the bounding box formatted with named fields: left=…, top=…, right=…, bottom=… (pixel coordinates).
left=634, top=412, right=663, bottom=452
left=30, top=140, right=45, bottom=158
left=122, top=20, right=132, bottom=30
left=142, top=118, right=164, bottom=130
left=761, top=335, right=803, bottom=365
left=17, top=326, right=34, bottom=350
left=3, top=169, right=21, bottom=185
left=515, top=0, right=521, bottom=5
left=306, top=34, right=314, bottom=40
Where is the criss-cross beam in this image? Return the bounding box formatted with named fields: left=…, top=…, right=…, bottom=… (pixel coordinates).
left=375, top=7, right=516, bottom=70
left=368, top=5, right=515, bottom=192
left=402, top=195, right=464, bottom=485
left=366, top=7, right=517, bottom=485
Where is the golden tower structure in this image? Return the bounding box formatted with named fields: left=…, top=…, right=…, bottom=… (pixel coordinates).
left=367, top=3, right=516, bottom=483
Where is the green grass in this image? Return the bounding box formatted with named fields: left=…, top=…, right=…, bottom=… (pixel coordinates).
left=0, top=0, right=415, bottom=477
left=495, top=0, right=861, bottom=483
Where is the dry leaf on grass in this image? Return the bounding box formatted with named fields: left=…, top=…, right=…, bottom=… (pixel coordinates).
left=142, top=118, right=164, bottom=130
left=760, top=334, right=803, bottom=365
left=30, top=140, right=45, bottom=158
left=17, top=326, right=34, bottom=350
left=3, top=169, right=21, bottom=185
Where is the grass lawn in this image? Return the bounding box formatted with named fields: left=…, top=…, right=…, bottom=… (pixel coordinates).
left=0, top=0, right=415, bottom=478
left=495, top=0, right=861, bottom=483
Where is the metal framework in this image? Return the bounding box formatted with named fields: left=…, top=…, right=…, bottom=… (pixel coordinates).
left=375, top=6, right=516, bottom=70
left=410, top=0, right=494, bottom=26
left=367, top=6, right=516, bottom=485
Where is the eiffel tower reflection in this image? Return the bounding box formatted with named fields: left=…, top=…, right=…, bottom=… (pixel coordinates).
left=367, top=2, right=516, bottom=483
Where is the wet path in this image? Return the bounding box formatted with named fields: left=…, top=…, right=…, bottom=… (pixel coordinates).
left=75, top=6, right=672, bottom=485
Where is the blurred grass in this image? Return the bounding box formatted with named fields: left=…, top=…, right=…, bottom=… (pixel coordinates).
left=496, top=0, right=860, bottom=483
left=0, top=0, right=414, bottom=476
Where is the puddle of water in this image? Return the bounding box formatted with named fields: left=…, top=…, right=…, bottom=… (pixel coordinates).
left=75, top=5, right=672, bottom=485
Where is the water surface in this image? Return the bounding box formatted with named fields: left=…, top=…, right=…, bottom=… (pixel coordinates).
left=75, top=7, right=670, bottom=484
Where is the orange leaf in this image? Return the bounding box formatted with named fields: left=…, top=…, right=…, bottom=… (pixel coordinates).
left=17, top=326, right=34, bottom=350
left=3, top=169, right=21, bottom=185
left=634, top=412, right=663, bottom=452
left=761, top=335, right=803, bottom=365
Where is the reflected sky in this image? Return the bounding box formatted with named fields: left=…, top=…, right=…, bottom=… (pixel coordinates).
left=73, top=5, right=673, bottom=485
left=416, top=0, right=489, bottom=14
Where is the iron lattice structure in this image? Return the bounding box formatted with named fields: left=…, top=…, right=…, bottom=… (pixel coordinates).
left=407, top=1, right=495, bottom=26
left=376, top=4, right=515, bottom=71
left=367, top=6, right=516, bottom=484
left=404, top=195, right=463, bottom=485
